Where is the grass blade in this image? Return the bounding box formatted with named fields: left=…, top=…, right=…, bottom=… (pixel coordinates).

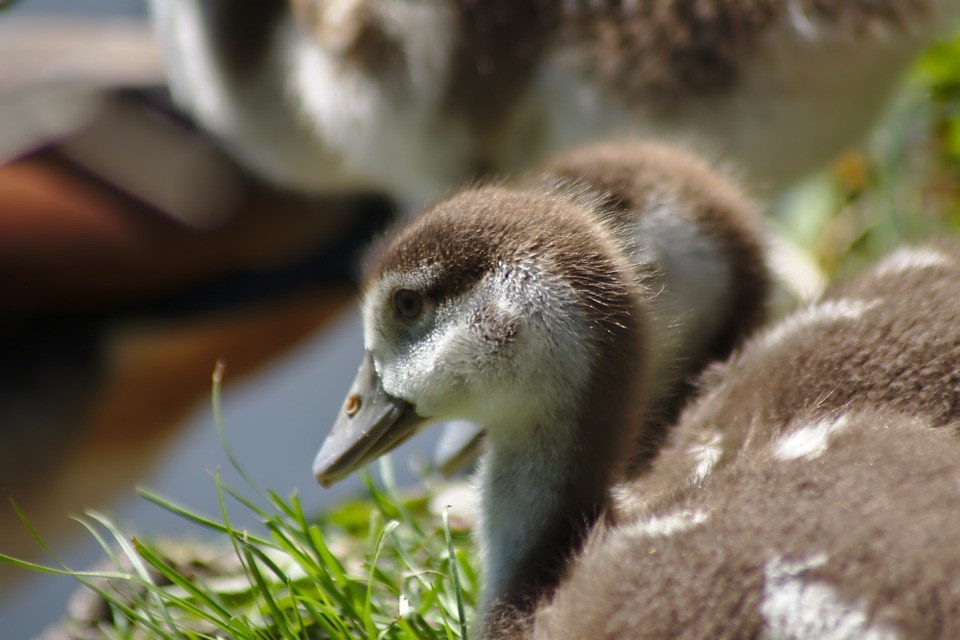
left=212, top=361, right=270, bottom=504
left=137, top=488, right=273, bottom=546
left=443, top=508, right=468, bottom=640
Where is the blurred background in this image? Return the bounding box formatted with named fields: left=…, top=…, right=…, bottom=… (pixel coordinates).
left=0, top=2, right=426, bottom=636
left=1, top=1, right=960, bottom=638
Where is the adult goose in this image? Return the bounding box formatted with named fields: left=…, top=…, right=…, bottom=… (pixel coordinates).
left=314, top=141, right=960, bottom=637
left=151, top=0, right=960, bottom=204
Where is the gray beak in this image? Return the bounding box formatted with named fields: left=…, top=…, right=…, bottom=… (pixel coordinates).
left=313, top=351, right=425, bottom=487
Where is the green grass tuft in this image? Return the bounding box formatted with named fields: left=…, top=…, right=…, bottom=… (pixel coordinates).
left=0, top=367, right=476, bottom=639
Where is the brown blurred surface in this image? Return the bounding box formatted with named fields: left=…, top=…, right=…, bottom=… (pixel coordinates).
left=0, top=18, right=394, bottom=586
left=0, top=137, right=355, bottom=315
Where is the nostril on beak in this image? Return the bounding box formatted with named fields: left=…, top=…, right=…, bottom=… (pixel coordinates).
left=345, top=394, right=362, bottom=417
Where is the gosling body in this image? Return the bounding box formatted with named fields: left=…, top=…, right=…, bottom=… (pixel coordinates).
left=315, top=142, right=960, bottom=638
left=539, top=244, right=960, bottom=638
left=315, top=140, right=771, bottom=634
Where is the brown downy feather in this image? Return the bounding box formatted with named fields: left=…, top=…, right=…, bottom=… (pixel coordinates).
left=537, top=409, right=960, bottom=639
left=537, top=244, right=960, bottom=638
left=528, top=141, right=771, bottom=472
left=533, top=141, right=769, bottom=365
left=351, top=140, right=773, bottom=637
left=369, top=183, right=652, bottom=633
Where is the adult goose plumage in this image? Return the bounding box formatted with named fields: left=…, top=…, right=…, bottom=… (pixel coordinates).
left=151, top=0, right=960, bottom=204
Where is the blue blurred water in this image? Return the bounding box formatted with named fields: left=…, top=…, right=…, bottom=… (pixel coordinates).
left=7, top=0, right=147, bottom=18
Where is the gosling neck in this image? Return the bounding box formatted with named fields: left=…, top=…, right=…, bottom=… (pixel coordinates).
left=476, top=287, right=648, bottom=637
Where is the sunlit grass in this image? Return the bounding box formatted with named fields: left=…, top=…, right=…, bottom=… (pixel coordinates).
left=1, top=369, right=477, bottom=640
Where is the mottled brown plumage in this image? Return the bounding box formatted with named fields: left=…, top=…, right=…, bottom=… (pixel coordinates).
left=540, top=243, right=960, bottom=638
left=563, top=0, right=929, bottom=108
left=151, top=0, right=960, bottom=201
left=681, top=243, right=960, bottom=471
left=442, top=0, right=563, bottom=165
left=538, top=411, right=960, bottom=639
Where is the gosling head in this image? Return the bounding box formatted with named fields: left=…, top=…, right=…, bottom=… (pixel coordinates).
left=314, top=184, right=648, bottom=487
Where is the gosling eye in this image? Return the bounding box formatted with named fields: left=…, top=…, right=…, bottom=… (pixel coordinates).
left=393, top=288, right=424, bottom=320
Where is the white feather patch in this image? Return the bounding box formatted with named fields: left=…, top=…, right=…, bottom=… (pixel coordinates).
left=623, top=509, right=709, bottom=539
left=689, top=431, right=723, bottom=484
left=774, top=415, right=850, bottom=462
left=762, top=553, right=898, bottom=640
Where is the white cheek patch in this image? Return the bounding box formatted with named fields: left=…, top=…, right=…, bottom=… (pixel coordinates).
left=774, top=414, right=850, bottom=462
left=622, top=509, right=709, bottom=539
left=761, top=553, right=898, bottom=640
left=757, top=299, right=878, bottom=351
left=476, top=262, right=597, bottom=411
left=873, top=247, right=953, bottom=278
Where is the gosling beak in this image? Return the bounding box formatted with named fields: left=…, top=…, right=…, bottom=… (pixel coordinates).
left=313, top=351, right=424, bottom=487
